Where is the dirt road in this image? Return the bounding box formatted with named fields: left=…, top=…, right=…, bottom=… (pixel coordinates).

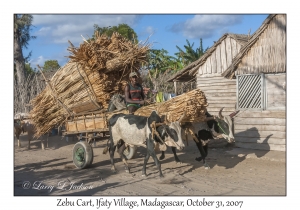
left=14, top=134, right=286, bottom=196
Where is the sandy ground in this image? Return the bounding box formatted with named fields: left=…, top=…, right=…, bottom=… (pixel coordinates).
left=14, top=133, right=286, bottom=196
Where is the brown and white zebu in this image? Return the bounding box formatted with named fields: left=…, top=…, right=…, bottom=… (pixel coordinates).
left=107, top=111, right=185, bottom=177
left=160, top=107, right=239, bottom=169
left=14, top=113, right=35, bottom=149
left=14, top=113, right=56, bottom=150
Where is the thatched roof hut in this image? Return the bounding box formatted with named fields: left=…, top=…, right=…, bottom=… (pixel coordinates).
left=166, top=33, right=249, bottom=118
left=220, top=14, right=286, bottom=151
left=167, top=33, right=249, bottom=83
left=222, top=14, right=286, bottom=79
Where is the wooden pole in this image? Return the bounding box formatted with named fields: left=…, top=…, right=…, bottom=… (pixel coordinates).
left=174, top=81, right=177, bottom=95
left=37, top=65, right=73, bottom=117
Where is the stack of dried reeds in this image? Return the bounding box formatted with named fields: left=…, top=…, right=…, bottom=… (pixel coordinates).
left=30, top=31, right=150, bottom=137
left=134, top=89, right=208, bottom=122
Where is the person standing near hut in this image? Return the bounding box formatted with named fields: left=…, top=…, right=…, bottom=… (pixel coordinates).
left=125, top=72, right=145, bottom=114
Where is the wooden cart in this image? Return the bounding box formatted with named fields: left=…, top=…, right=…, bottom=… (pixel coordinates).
left=62, top=109, right=137, bottom=169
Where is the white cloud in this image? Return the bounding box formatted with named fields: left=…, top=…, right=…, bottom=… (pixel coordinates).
left=146, top=26, right=156, bottom=35
left=32, top=14, right=142, bottom=46
left=29, top=53, right=70, bottom=68
left=36, top=27, right=52, bottom=36
left=170, top=14, right=243, bottom=39
left=29, top=56, right=47, bottom=68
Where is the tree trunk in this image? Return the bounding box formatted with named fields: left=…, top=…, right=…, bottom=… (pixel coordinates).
left=14, top=16, right=26, bottom=85
left=14, top=37, right=25, bottom=85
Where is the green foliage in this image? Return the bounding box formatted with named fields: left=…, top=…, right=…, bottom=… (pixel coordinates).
left=147, top=49, right=175, bottom=74
left=43, top=60, right=60, bottom=72
left=175, top=38, right=207, bottom=66
left=93, top=23, right=138, bottom=43
left=14, top=14, right=36, bottom=50
left=25, top=63, right=35, bottom=75
left=14, top=14, right=36, bottom=84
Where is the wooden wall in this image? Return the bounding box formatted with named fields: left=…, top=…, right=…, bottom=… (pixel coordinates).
left=195, top=35, right=242, bottom=147
left=196, top=35, right=244, bottom=115
left=234, top=73, right=286, bottom=151
left=236, top=14, right=286, bottom=75
left=197, top=75, right=236, bottom=116
left=265, top=74, right=286, bottom=110
left=196, top=74, right=286, bottom=151
left=198, top=36, right=242, bottom=75
left=234, top=110, right=286, bottom=151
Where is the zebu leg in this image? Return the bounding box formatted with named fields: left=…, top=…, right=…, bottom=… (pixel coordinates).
left=150, top=150, right=163, bottom=177
left=147, top=139, right=163, bottom=177
left=194, top=140, right=210, bottom=169
left=27, top=134, right=31, bottom=150
left=16, top=131, right=21, bottom=148
left=108, top=125, right=118, bottom=173
left=160, top=147, right=181, bottom=163
left=159, top=151, right=165, bottom=160
left=171, top=147, right=181, bottom=163
left=142, top=151, right=151, bottom=177
left=117, top=142, right=130, bottom=173
left=18, top=138, right=21, bottom=148
left=109, top=143, right=117, bottom=173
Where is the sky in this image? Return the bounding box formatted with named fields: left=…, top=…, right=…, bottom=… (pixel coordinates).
left=23, top=14, right=269, bottom=69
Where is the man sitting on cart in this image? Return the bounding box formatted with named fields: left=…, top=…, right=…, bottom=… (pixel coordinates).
left=125, top=71, right=145, bottom=114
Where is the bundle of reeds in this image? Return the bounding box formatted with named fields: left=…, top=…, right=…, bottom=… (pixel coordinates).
left=134, top=89, right=208, bottom=122
left=30, top=31, right=150, bottom=137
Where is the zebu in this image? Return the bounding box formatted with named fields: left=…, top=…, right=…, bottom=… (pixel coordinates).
left=14, top=113, right=35, bottom=149
left=160, top=107, right=239, bottom=168
left=107, top=111, right=185, bottom=177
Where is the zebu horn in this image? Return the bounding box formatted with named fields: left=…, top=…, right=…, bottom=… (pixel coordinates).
left=178, top=112, right=186, bottom=123
left=164, top=115, right=171, bottom=125
left=218, top=107, right=224, bottom=120
left=229, top=110, right=240, bottom=118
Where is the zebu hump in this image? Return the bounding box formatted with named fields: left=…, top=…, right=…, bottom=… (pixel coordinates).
left=109, top=114, right=126, bottom=126
left=123, top=114, right=148, bottom=129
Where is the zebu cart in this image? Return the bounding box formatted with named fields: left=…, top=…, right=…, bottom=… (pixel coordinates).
left=62, top=109, right=138, bottom=169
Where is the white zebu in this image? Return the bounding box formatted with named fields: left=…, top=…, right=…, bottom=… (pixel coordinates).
left=107, top=111, right=185, bottom=177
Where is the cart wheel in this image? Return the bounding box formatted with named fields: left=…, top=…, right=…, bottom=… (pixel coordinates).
left=123, top=145, right=137, bottom=160
left=73, top=141, right=93, bottom=169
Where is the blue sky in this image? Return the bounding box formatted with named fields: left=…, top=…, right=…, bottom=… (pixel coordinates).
left=24, top=14, right=269, bottom=69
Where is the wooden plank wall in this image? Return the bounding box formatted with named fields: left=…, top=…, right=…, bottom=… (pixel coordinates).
left=198, top=36, right=243, bottom=75
left=197, top=74, right=286, bottom=151
left=236, top=14, right=286, bottom=75
left=234, top=110, right=286, bottom=151
left=265, top=74, right=286, bottom=110
left=196, top=36, right=242, bottom=116
left=196, top=75, right=236, bottom=116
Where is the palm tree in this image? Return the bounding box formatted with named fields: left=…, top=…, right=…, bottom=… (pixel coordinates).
left=175, top=38, right=207, bottom=66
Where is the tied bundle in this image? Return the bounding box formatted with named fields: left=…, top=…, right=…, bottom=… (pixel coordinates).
left=30, top=31, right=150, bottom=137
left=134, top=89, right=208, bottom=122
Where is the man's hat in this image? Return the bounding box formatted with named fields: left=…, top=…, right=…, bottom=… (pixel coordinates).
left=129, top=72, right=138, bottom=78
